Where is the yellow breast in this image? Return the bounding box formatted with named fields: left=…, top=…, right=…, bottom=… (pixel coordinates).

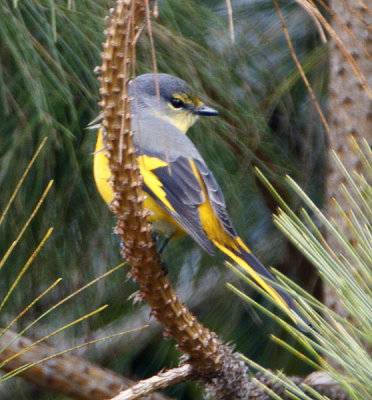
left=93, top=130, right=186, bottom=239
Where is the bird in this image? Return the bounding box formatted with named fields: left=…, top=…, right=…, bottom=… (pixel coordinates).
left=93, top=73, right=306, bottom=327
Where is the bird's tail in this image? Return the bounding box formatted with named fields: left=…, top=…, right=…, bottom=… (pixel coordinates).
left=214, top=237, right=308, bottom=329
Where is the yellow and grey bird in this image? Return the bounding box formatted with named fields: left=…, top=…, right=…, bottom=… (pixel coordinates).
left=94, top=73, right=305, bottom=326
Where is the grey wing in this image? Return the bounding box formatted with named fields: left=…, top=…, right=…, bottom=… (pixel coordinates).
left=195, top=159, right=237, bottom=239
left=134, top=115, right=236, bottom=251
left=142, top=154, right=216, bottom=255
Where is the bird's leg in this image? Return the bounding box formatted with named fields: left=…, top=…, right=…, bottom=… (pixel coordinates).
left=160, top=262, right=169, bottom=275
left=151, top=232, right=160, bottom=245
left=155, top=233, right=175, bottom=275
left=151, top=232, right=174, bottom=255
left=158, top=236, right=172, bottom=254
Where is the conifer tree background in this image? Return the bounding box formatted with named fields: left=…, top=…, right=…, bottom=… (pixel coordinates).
left=0, top=0, right=370, bottom=399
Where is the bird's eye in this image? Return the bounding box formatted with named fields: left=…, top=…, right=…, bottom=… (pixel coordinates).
left=170, top=98, right=184, bottom=109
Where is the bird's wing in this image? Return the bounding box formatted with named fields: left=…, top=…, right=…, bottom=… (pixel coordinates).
left=194, top=159, right=237, bottom=239
left=138, top=151, right=237, bottom=255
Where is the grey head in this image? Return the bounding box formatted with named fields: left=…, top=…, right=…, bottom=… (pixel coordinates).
left=129, top=73, right=218, bottom=129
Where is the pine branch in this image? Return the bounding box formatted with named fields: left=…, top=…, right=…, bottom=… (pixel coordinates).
left=98, top=2, right=252, bottom=397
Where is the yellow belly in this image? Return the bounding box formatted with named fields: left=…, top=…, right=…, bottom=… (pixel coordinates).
left=93, top=131, right=185, bottom=239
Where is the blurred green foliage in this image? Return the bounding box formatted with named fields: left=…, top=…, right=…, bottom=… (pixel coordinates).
left=0, top=0, right=327, bottom=398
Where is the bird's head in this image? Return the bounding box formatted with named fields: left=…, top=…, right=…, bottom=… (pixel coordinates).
left=129, top=73, right=219, bottom=133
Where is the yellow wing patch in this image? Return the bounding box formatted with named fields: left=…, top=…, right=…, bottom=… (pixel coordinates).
left=137, top=155, right=176, bottom=213
left=94, top=129, right=176, bottom=215
left=94, top=129, right=183, bottom=231
left=188, top=159, right=238, bottom=250
left=214, top=241, right=291, bottom=314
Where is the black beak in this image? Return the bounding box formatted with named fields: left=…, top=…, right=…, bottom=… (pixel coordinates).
left=193, top=104, right=219, bottom=116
